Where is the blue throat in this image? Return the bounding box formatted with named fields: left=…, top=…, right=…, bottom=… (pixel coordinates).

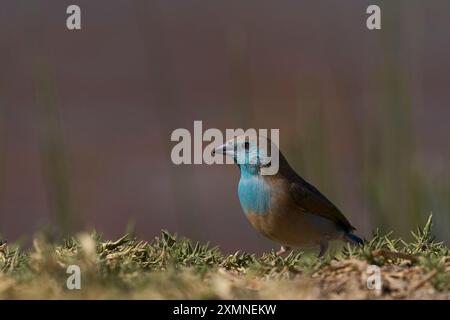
left=237, top=164, right=271, bottom=215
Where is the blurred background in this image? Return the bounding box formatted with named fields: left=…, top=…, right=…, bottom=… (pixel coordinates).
left=0, top=0, right=449, bottom=252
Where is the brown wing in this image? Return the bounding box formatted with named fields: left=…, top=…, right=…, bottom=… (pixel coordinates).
left=289, top=177, right=355, bottom=232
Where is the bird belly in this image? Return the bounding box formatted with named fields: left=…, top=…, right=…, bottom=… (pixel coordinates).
left=246, top=210, right=341, bottom=248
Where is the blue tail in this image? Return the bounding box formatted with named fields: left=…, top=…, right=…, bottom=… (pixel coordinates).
left=345, top=233, right=364, bottom=246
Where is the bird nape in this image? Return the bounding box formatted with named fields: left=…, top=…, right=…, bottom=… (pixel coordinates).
left=214, top=134, right=363, bottom=257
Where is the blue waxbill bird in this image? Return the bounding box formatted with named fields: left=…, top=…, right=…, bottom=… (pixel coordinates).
left=214, top=135, right=363, bottom=257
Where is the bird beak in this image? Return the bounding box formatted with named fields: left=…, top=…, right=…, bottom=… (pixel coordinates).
left=213, top=142, right=233, bottom=157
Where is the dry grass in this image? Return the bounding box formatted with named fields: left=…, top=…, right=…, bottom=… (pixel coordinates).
left=0, top=216, right=449, bottom=299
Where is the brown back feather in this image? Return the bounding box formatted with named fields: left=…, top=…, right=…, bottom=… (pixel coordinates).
left=277, top=151, right=355, bottom=232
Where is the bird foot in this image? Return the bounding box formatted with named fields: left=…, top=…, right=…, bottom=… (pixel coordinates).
left=276, top=246, right=291, bottom=256
left=318, top=240, right=328, bottom=258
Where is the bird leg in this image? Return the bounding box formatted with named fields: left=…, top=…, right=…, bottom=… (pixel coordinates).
left=276, top=246, right=291, bottom=256
left=318, top=240, right=328, bottom=258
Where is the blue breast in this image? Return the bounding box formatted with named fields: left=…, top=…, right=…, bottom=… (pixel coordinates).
left=237, top=167, right=271, bottom=215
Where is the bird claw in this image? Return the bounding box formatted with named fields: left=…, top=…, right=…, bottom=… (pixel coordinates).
left=276, top=246, right=291, bottom=256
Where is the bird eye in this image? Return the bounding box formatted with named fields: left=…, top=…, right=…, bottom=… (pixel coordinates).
left=244, top=141, right=250, bottom=150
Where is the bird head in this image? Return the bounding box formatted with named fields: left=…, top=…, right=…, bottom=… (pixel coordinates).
left=214, top=134, right=279, bottom=175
